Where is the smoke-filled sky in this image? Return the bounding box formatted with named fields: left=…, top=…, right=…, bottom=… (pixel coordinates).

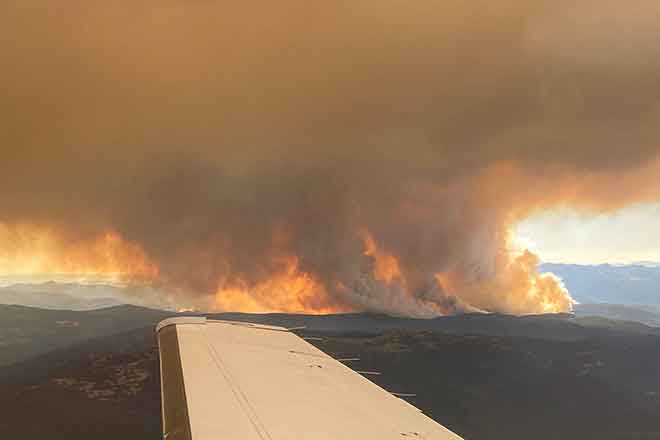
left=1, top=0, right=660, bottom=315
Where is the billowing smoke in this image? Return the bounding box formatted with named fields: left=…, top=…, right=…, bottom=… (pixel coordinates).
left=1, top=0, right=660, bottom=315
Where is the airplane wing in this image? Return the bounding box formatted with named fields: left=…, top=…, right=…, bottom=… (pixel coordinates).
left=156, top=317, right=463, bottom=440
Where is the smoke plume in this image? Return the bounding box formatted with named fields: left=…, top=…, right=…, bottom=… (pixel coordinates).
left=1, top=0, right=660, bottom=315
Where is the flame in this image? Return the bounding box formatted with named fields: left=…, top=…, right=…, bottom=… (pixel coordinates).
left=361, top=230, right=405, bottom=285
left=213, top=255, right=349, bottom=314
left=0, top=222, right=572, bottom=316
left=0, top=224, right=158, bottom=281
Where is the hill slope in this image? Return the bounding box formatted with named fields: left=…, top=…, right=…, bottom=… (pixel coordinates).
left=1, top=324, right=659, bottom=440
left=0, top=305, right=171, bottom=367
left=3, top=304, right=660, bottom=368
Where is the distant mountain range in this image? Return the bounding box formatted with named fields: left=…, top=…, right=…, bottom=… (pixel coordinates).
left=0, top=284, right=123, bottom=311
left=573, top=303, right=660, bottom=327
left=0, top=281, right=175, bottom=311
left=541, top=262, right=660, bottom=306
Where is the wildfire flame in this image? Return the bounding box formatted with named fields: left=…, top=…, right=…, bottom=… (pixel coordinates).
left=213, top=255, right=349, bottom=314
left=0, top=222, right=572, bottom=315
left=361, top=230, right=405, bottom=285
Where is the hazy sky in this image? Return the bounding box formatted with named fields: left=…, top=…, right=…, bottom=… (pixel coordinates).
left=517, top=203, right=660, bottom=264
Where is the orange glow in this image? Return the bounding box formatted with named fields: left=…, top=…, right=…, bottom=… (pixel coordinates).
left=213, top=255, right=349, bottom=314
left=0, top=224, right=158, bottom=281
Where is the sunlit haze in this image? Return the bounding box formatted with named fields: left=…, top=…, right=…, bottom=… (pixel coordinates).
left=516, top=203, right=660, bottom=264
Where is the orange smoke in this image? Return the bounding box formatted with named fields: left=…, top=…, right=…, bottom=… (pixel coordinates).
left=435, top=250, right=572, bottom=315
left=361, top=227, right=572, bottom=316
left=0, top=224, right=158, bottom=281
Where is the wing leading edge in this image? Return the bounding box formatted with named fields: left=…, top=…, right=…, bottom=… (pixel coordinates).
left=156, top=317, right=463, bottom=440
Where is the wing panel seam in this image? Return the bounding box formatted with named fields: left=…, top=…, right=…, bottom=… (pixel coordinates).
left=201, top=327, right=274, bottom=440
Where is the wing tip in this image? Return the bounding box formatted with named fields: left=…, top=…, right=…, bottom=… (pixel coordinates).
left=156, top=316, right=207, bottom=333
left=155, top=316, right=292, bottom=334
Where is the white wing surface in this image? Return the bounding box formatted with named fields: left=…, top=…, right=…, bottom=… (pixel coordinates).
left=156, top=317, right=463, bottom=440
